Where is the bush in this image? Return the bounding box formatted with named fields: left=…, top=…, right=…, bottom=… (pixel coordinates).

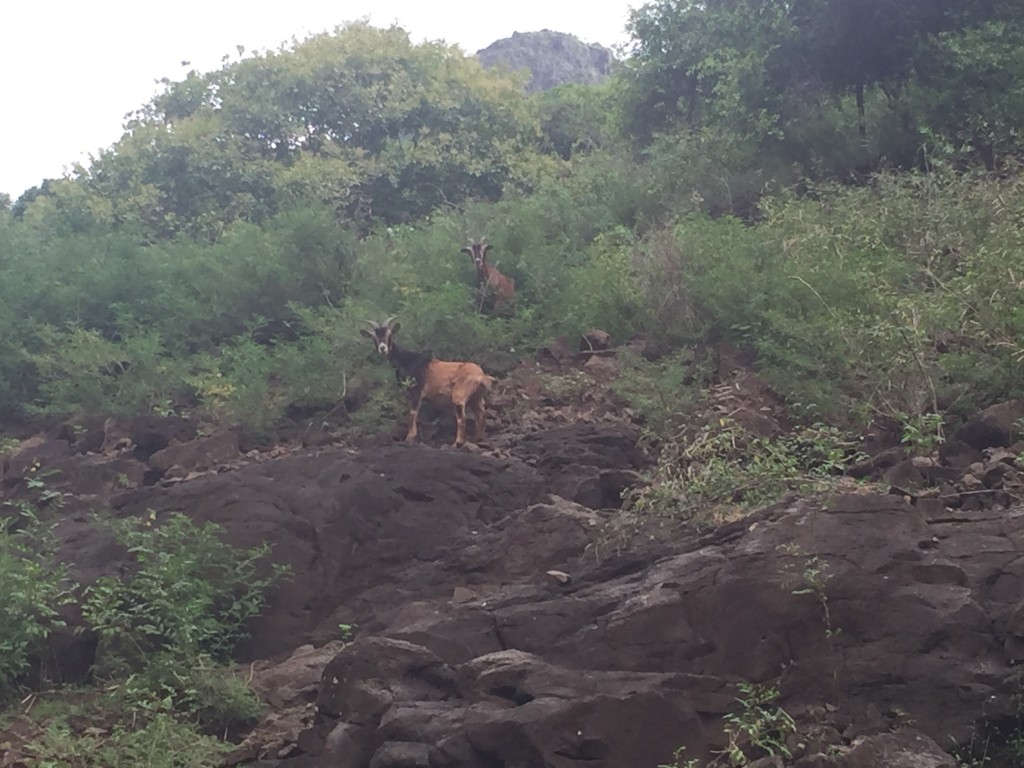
left=630, top=419, right=862, bottom=524
left=29, top=325, right=190, bottom=418
left=0, top=475, right=77, bottom=698
left=82, top=512, right=288, bottom=676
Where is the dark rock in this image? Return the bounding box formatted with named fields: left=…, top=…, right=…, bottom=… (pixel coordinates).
left=55, top=413, right=106, bottom=454
left=939, top=440, right=985, bottom=471
left=148, top=430, right=239, bottom=474
left=111, top=443, right=546, bottom=657
left=582, top=354, right=622, bottom=381
left=100, top=414, right=197, bottom=459
left=368, top=741, right=432, bottom=768
left=848, top=447, right=907, bottom=479
left=884, top=459, right=928, bottom=490
left=13, top=412, right=1024, bottom=765
left=1, top=435, right=71, bottom=481
left=954, top=400, right=1024, bottom=450
left=511, top=422, right=644, bottom=509
left=841, top=728, right=956, bottom=768
left=317, top=638, right=454, bottom=720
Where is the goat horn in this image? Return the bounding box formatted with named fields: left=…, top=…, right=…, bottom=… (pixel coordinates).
left=383, top=315, right=398, bottom=328
left=363, top=319, right=380, bottom=328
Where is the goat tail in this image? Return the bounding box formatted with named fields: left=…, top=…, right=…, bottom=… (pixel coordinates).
left=480, top=374, right=497, bottom=393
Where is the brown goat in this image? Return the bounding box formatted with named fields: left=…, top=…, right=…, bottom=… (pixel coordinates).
left=462, top=238, right=516, bottom=315
left=360, top=317, right=496, bottom=447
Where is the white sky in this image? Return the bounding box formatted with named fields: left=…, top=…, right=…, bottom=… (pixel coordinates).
left=1, top=1, right=637, bottom=200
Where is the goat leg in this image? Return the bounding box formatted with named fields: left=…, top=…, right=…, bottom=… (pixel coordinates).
left=453, top=403, right=467, bottom=448
left=406, top=390, right=424, bottom=443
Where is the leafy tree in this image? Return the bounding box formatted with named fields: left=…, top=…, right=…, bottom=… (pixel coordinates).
left=76, top=21, right=547, bottom=237
left=11, top=179, right=56, bottom=219
left=621, top=0, right=1021, bottom=149
left=535, top=82, right=619, bottom=159
left=622, top=0, right=798, bottom=143
left=912, top=20, right=1024, bottom=166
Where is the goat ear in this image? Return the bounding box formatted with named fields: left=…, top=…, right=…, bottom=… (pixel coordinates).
left=461, top=247, right=473, bottom=255
left=389, top=322, right=401, bottom=334
left=483, top=244, right=494, bottom=254
left=359, top=328, right=375, bottom=340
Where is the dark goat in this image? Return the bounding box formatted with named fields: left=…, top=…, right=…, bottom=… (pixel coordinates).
left=361, top=317, right=496, bottom=447
left=462, top=238, right=516, bottom=315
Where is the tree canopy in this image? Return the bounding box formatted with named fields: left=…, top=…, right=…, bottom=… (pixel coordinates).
left=67, top=22, right=548, bottom=240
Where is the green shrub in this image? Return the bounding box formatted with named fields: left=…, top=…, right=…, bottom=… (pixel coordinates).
left=630, top=419, right=862, bottom=524
left=0, top=515, right=75, bottom=698
left=27, top=712, right=232, bottom=768
left=611, top=350, right=705, bottom=432
left=29, top=325, right=189, bottom=418
left=0, top=473, right=77, bottom=698
left=561, top=226, right=641, bottom=340
left=114, top=652, right=261, bottom=734
left=722, top=681, right=798, bottom=766
left=82, top=512, right=288, bottom=672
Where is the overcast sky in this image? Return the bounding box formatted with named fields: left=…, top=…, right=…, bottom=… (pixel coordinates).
left=1, top=1, right=636, bottom=200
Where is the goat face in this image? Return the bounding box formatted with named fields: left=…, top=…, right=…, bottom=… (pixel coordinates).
left=462, top=239, right=493, bottom=274
left=360, top=317, right=400, bottom=356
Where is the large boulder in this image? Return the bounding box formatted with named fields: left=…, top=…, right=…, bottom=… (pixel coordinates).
left=279, top=492, right=1024, bottom=766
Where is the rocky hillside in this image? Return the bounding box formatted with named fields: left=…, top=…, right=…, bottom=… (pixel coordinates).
left=2, top=337, right=1024, bottom=767
left=476, top=30, right=614, bottom=92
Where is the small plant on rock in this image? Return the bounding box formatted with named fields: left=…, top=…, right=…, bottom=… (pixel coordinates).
left=896, top=410, right=946, bottom=455
left=538, top=369, right=592, bottom=404
left=657, top=745, right=701, bottom=768
left=721, top=680, right=798, bottom=766
left=778, top=544, right=842, bottom=709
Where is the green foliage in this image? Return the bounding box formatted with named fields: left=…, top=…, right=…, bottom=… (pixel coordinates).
left=82, top=512, right=288, bottom=675
left=82, top=21, right=548, bottom=237
left=113, top=652, right=261, bottom=734
left=721, top=681, right=798, bottom=766
left=778, top=545, right=840, bottom=648
left=621, top=0, right=1019, bottom=171
left=26, top=712, right=232, bottom=768
left=29, top=325, right=187, bottom=418
left=953, top=677, right=1024, bottom=768
left=914, top=21, right=1024, bottom=166
left=0, top=468, right=76, bottom=698
left=536, top=370, right=592, bottom=405
left=67, top=511, right=282, bottom=742
left=897, top=411, right=946, bottom=454
left=611, top=350, right=704, bottom=430
left=0, top=436, right=20, bottom=457
left=0, top=508, right=75, bottom=698
left=0, top=499, right=278, bottom=764
left=658, top=745, right=701, bottom=768
left=612, top=169, right=1024, bottom=428
left=631, top=418, right=860, bottom=523
left=561, top=226, right=641, bottom=339
left=535, top=82, right=619, bottom=159
left=0, top=9, right=1022, bottom=456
